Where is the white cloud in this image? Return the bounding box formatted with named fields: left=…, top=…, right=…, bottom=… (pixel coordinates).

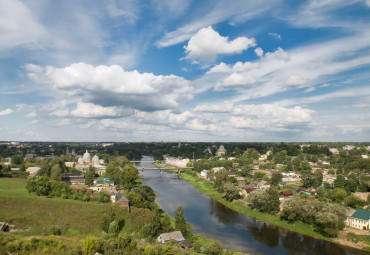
left=287, top=75, right=305, bottom=87
left=135, top=110, right=193, bottom=126
left=25, top=62, right=193, bottom=111
left=156, top=0, right=279, bottom=47
left=0, top=0, right=48, bottom=50
left=268, top=32, right=281, bottom=40
left=183, top=26, right=256, bottom=62
left=0, top=108, right=13, bottom=116
left=254, top=47, right=263, bottom=57
left=56, top=119, right=70, bottom=127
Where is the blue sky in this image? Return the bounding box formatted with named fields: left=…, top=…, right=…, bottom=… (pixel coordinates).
left=0, top=0, right=369, bottom=142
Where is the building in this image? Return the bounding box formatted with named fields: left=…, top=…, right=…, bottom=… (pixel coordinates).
left=75, top=150, right=106, bottom=174
left=279, top=191, right=294, bottom=198
left=157, top=231, right=185, bottom=244
left=62, top=174, right=85, bottom=185
left=200, top=170, right=208, bottom=179
left=347, top=209, right=370, bottom=230
left=89, top=177, right=115, bottom=192
left=164, top=156, right=190, bottom=168
left=216, top=145, right=226, bottom=157
left=235, top=177, right=245, bottom=187
left=26, top=166, right=41, bottom=176
left=329, top=148, right=339, bottom=155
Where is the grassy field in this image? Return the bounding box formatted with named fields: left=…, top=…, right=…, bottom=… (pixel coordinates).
left=180, top=173, right=332, bottom=241
left=0, top=178, right=112, bottom=237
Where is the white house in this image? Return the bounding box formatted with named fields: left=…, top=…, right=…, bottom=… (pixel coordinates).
left=347, top=209, right=370, bottom=231
left=200, top=169, right=208, bottom=178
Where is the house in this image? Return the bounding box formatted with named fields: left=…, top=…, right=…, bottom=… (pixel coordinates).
left=279, top=191, right=294, bottom=198
left=227, top=171, right=236, bottom=177
left=278, top=181, right=287, bottom=187
left=257, top=180, right=270, bottom=189
left=200, top=170, right=208, bottom=178
left=157, top=231, right=185, bottom=243
left=89, top=177, right=115, bottom=192
left=26, top=166, right=41, bottom=176
left=347, top=209, right=370, bottom=230
left=212, top=167, right=225, bottom=173
left=62, top=174, right=85, bottom=185
left=116, top=193, right=129, bottom=208
left=244, top=184, right=256, bottom=194
left=235, top=177, right=245, bottom=187
left=297, top=187, right=317, bottom=197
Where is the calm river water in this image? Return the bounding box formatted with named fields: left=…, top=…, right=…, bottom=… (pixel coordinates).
left=140, top=156, right=367, bottom=255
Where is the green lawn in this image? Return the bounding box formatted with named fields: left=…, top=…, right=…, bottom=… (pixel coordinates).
left=0, top=178, right=111, bottom=237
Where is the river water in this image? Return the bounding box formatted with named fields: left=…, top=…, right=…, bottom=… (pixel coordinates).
left=139, top=156, right=367, bottom=255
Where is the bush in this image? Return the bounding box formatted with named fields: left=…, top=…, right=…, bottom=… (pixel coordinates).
left=99, top=190, right=110, bottom=203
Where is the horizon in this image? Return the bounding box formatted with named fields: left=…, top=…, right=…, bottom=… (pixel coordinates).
left=0, top=1, right=369, bottom=142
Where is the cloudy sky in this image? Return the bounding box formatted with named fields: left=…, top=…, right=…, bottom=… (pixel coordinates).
left=0, top=0, right=369, bottom=142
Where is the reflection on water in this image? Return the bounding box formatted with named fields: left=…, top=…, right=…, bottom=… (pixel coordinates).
left=140, top=156, right=366, bottom=255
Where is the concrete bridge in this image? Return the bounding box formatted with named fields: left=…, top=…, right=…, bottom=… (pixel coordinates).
left=132, top=160, right=194, bottom=177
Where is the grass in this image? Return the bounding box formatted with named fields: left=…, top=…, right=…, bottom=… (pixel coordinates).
left=0, top=178, right=111, bottom=237
left=180, top=173, right=331, bottom=241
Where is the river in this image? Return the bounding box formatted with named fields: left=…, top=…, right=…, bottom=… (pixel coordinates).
left=139, top=156, right=367, bottom=255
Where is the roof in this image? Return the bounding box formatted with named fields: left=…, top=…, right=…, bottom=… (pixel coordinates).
left=280, top=191, right=293, bottom=196
left=350, top=209, right=370, bottom=221
left=159, top=231, right=185, bottom=242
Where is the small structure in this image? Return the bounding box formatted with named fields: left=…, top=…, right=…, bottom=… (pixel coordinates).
left=200, top=170, right=208, bottom=178
left=279, top=191, right=294, bottom=198
left=26, top=166, right=41, bottom=176
left=116, top=193, right=129, bottom=208
left=62, top=174, right=85, bottom=185
left=257, top=180, right=270, bottom=189
left=216, top=145, right=226, bottom=157
left=278, top=181, right=287, bottom=187
left=244, top=183, right=257, bottom=194
left=347, top=209, right=370, bottom=230
left=157, top=231, right=185, bottom=244
left=235, top=177, right=245, bottom=187
left=89, top=177, right=115, bottom=192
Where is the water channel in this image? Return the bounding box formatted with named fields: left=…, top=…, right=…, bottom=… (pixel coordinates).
left=139, top=156, right=367, bottom=255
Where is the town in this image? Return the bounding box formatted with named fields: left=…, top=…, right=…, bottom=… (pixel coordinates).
left=0, top=141, right=369, bottom=254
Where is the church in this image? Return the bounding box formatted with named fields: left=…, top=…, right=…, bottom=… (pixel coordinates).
left=75, top=150, right=106, bottom=175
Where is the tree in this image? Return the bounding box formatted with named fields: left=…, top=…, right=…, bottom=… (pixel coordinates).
left=214, top=169, right=228, bottom=191
left=11, top=154, right=23, bottom=165
left=175, top=206, right=189, bottom=238
left=85, top=166, right=95, bottom=186
left=99, top=190, right=110, bottom=203
left=317, top=186, right=326, bottom=198
left=344, top=195, right=367, bottom=209
left=50, top=164, right=62, bottom=181
left=141, top=209, right=162, bottom=238
left=222, top=182, right=240, bottom=201
left=334, top=175, right=346, bottom=189
left=108, top=220, right=120, bottom=236
left=301, top=170, right=315, bottom=188
left=121, top=164, right=139, bottom=190
left=270, top=172, right=283, bottom=186
left=314, top=170, right=323, bottom=187
left=299, top=161, right=312, bottom=171
left=240, top=164, right=253, bottom=177
left=204, top=240, right=223, bottom=255
left=263, top=187, right=280, bottom=214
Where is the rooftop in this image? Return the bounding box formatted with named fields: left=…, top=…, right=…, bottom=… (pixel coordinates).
left=350, top=209, right=370, bottom=221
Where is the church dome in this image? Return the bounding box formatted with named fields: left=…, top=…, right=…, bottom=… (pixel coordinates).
left=78, top=157, right=84, bottom=164
left=83, top=150, right=91, bottom=163
left=92, top=155, right=99, bottom=161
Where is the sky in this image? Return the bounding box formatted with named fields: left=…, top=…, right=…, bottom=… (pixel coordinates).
left=0, top=0, right=369, bottom=142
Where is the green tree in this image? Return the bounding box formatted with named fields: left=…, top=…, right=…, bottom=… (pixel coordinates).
left=99, top=190, right=110, bottom=203
left=11, top=154, right=23, bottom=165
left=240, top=164, right=253, bottom=177
left=141, top=209, right=162, bottom=238
left=314, top=170, right=323, bottom=187
left=85, top=166, right=95, bottom=186
left=301, top=170, right=315, bottom=188
left=50, top=164, right=62, bottom=181
left=334, top=175, right=346, bottom=189
left=222, top=182, right=240, bottom=201
left=121, top=164, right=139, bottom=190
left=175, top=206, right=189, bottom=238
left=299, top=161, right=312, bottom=171
left=317, top=186, right=326, bottom=198
left=214, top=169, right=228, bottom=191
left=83, top=236, right=99, bottom=255
left=270, top=172, right=283, bottom=186
left=204, top=240, right=223, bottom=255
left=108, top=220, right=120, bottom=236
left=263, top=187, right=280, bottom=214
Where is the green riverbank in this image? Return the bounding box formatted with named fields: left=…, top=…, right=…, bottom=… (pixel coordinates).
left=179, top=173, right=335, bottom=242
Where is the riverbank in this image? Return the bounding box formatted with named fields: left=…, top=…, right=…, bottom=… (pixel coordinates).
left=179, top=172, right=369, bottom=252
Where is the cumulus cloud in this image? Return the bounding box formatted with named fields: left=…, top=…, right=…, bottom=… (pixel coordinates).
left=254, top=47, right=264, bottom=57
left=25, top=62, right=193, bottom=111
left=183, top=26, right=256, bottom=62
left=0, top=108, right=13, bottom=116
left=135, top=110, right=193, bottom=126
left=268, top=32, right=281, bottom=40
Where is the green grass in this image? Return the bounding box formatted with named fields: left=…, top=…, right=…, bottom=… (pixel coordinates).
left=0, top=178, right=111, bottom=237
left=180, top=173, right=331, bottom=242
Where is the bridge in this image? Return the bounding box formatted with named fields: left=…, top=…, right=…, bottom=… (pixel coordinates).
left=131, top=160, right=194, bottom=177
